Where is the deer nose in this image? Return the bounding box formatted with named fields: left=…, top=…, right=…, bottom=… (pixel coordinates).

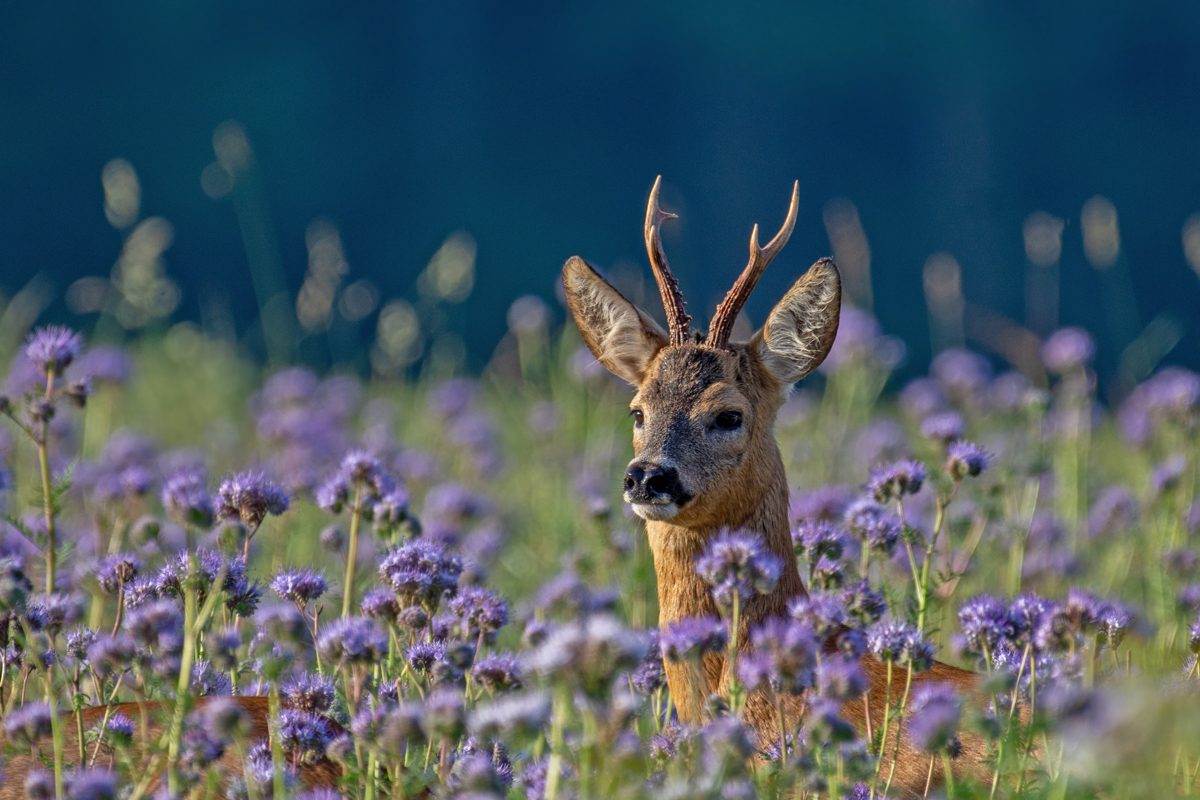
left=624, top=462, right=686, bottom=504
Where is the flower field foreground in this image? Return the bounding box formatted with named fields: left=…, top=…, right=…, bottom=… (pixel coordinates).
left=0, top=315, right=1197, bottom=800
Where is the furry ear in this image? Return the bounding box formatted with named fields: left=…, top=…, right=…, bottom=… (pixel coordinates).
left=753, top=258, right=842, bottom=388
left=562, top=256, right=669, bottom=386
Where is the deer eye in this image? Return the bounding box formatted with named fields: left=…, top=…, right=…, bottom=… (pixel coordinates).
left=632, top=409, right=645, bottom=426
left=714, top=410, right=743, bottom=430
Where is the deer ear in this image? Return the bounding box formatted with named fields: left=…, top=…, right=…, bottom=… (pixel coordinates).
left=753, top=258, right=842, bottom=387
left=562, top=256, right=669, bottom=386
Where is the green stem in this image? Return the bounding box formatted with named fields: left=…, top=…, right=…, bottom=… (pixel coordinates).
left=342, top=480, right=365, bottom=618
left=269, top=686, right=286, bottom=800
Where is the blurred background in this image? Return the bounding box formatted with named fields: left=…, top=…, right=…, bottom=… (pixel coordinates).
left=4, top=1, right=1200, bottom=399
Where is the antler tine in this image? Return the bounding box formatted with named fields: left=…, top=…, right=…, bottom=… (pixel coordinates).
left=706, top=180, right=800, bottom=349
left=644, top=176, right=691, bottom=347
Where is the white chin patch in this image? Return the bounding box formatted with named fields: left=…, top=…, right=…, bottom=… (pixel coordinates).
left=629, top=501, right=680, bottom=522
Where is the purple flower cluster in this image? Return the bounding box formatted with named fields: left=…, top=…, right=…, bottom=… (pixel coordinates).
left=866, top=458, right=927, bottom=503
left=216, top=471, right=290, bottom=531
left=694, top=531, right=782, bottom=612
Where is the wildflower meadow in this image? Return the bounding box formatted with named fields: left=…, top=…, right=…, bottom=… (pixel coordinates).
left=0, top=285, right=1198, bottom=800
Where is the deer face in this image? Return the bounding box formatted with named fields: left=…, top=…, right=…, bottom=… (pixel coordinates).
left=562, top=178, right=841, bottom=528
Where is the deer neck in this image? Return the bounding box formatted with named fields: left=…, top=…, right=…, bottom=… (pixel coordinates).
left=645, top=435, right=806, bottom=722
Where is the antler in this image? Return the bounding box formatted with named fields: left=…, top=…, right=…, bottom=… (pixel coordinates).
left=645, top=176, right=691, bottom=347
left=705, top=181, right=800, bottom=350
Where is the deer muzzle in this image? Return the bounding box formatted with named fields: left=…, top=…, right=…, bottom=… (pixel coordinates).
left=624, top=461, right=692, bottom=520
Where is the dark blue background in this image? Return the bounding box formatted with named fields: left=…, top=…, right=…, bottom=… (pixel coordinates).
left=4, top=1, right=1200, bottom=383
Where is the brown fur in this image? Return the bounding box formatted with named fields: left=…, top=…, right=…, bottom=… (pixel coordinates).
left=0, top=696, right=342, bottom=798
left=564, top=253, right=993, bottom=796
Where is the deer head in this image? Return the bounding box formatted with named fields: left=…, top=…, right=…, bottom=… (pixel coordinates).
left=562, top=176, right=842, bottom=532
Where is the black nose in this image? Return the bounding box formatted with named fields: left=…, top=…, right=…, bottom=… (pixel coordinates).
left=624, top=462, right=690, bottom=505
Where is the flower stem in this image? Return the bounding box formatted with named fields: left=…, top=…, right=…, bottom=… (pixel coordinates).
left=342, top=479, right=365, bottom=618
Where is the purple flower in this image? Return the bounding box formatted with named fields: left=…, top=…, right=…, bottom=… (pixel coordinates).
left=421, top=687, right=467, bottom=741
left=899, top=377, right=948, bottom=418
left=629, top=631, right=665, bottom=694
left=473, top=652, right=523, bottom=692
left=867, top=620, right=936, bottom=671
left=789, top=485, right=854, bottom=524
left=203, top=697, right=251, bottom=742
left=522, top=614, right=649, bottom=697
left=5, top=701, right=53, bottom=743
left=23, top=770, right=54, bottom=800
left=660, top=616, right=727, bottom=663
left=930, top=348, right=993, bottom=403
left=281, top=671, right=336, bottom=713
left=378, top=538, right=463, bottom=608
left=841, top=580, right=888, bottom=627
left=905, top=683, right=963, bottom=753
left=86, top=634, right=136, bottom=678
left=276, top=708, right=331, bottom=764
left=792, top=519, right=847, bottom=564
left=360, top=587, right=401, bottom=622
left=99, top=712, right=134, bottom=742
left=747, top=617, right=820, bottom=694
left=945, top=441, right=990, bottom=480
left=816, top=657, right=867, bottom=700
left=920, top=411, right=966, bottom=444
left=406, top=641, right=446, bottom=676
left=958, top=595, right=1014, bottom=656
left=1143, top=367, right=1200, bottom=421
left=424, top=482, right=491, bottom=521
left=316, top=616, right=388, bottom=667
left=1041, top=327, right=1096, bottom=374
left=271, top=567, right=328, bottom=606
left=1151, top=454, right=1189, bottom=496
left=866, top=459, right=927, bottom=503
left=694, top=531, right=782, bottom=612
left=95, top=553, right=141, bottom=594
left=25, top=325, right=83, bottom=376
left=469, top=691, right=551, bottom=740
left=161, top=470, right=214, bottom=528
left=191, top=659, right=233, bottom=696
left=72, top=346, right=132, bottom=386
left=843, top=498, right=901, bottom=556
left=1098, top=602, right=1137, bottom=650
left=447, top=586, right=510, bottom=642
left=62, top=769, right=118, bottom=800
left=216, top=471, right=289, bottom=530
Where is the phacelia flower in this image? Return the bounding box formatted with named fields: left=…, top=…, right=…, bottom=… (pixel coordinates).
left=843, top=498, right=901, bottom=555
left=906, top=683, right=963, bottom=754
left=695, top=530, right=782, bottom=613
left=867, top=459, right=928, bottom=503
left=747, top=616, right=820, bottom=694
left=945, top=441, right=991, bottom=480
left=867, top=619, right=936, bottom=671
left=270, top=567, right=328, bottom=606
left=5, top=701, right=53, bottom=744
left=276, top=708, right=331, bottom=765
left=95, top=553, right=141, bottom=593
left=379, top=538, right=463, bottom=608
left=660, top=616, right=728, bottom=663
left=316, top=616, right=388, bottom=667
left=281, top=672, right=336, bottom=714
left=447, top=585, right=510, bottom=643
left=816, top=657, right=867, bottom=700
left=920, top=411, right=966, bottom=445
left=958, top=595, right=1014, bottom=656
left=473, top=652, right=523, bottom=693
left=216, top=471, right=290, bottom=531
left=161, top=470, right=215, bottom=528
left=469, top=691, right=551, bottom=740
left=25, top=325, right=83, bottom=376
left=360, top=587, right=401, bottom=622
left=1041, top=327, right=1096, bottom=374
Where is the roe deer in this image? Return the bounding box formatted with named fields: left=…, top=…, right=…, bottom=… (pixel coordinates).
left=562, top=176, right=990, bottom=796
